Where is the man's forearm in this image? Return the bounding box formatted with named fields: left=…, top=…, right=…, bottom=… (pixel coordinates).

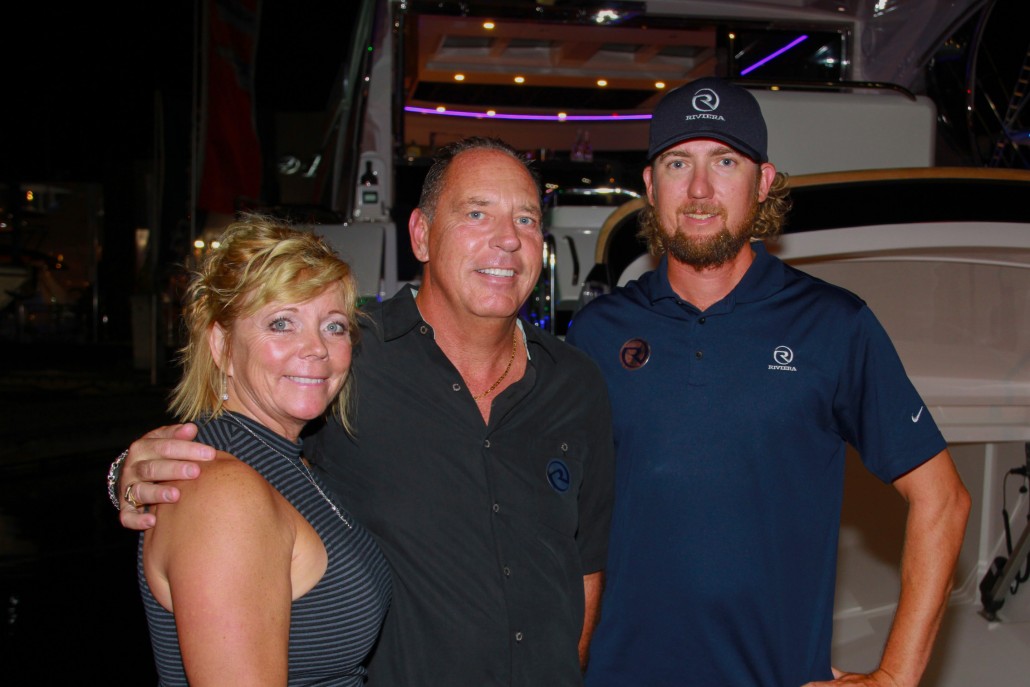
left=879, top=453, right=971, bottom=685
left=579, top=571, right=604, bottom=671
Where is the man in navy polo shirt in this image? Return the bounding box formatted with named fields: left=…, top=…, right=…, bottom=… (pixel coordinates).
left=566, top=77, right=970, bottom=687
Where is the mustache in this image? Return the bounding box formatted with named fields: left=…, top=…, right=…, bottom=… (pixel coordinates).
left=678, top=203, right=725, bottom=217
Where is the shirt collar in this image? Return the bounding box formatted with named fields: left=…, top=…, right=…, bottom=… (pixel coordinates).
left=642, top=241, right=787, bottom=311
left=376, top=284, right=424, bottom=341
left=376, top=284, right=558, bottom=363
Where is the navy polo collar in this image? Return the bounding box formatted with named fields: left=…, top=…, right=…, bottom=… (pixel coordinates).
left=643, top=240, right=787, bottom=312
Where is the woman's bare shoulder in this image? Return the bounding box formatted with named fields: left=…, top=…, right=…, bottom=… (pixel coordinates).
left=162, top=451, right=283, bottom=523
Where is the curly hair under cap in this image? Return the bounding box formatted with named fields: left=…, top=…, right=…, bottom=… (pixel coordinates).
left=638, top=171, right=792, bottom=257
left=169, top=213, right=360, bottom=432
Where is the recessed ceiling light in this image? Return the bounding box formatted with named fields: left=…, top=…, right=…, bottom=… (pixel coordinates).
left=454, top=74, right=465, bottom=81
left=514, top=76, right=525, bottom=84
left=597, top=79, right=608, bottom=87
left=655, top=81, right=666, bottom=89
left=483, top=21, right=495, bottom=30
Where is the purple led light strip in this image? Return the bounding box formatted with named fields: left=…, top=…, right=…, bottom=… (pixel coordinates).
left=404, top=106, right=652, bottom=121
left=739, top=35, right=809, bottom=76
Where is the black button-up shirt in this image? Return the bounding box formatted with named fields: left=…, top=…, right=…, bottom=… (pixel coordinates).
left=305, top=286, right=615, bottom=687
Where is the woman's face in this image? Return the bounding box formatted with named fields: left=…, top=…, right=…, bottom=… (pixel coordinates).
left=213, top=284, right=352, bottom=439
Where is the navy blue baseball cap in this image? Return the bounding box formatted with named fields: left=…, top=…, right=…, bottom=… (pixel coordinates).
left=647, top=77, right=768, bottom=163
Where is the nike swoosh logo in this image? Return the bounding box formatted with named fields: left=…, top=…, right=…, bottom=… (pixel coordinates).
left=911, top=406, right=924, bottom=423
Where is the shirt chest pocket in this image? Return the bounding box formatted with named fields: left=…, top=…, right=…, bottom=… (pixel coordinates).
left=495, top=433, right=587, bottom=539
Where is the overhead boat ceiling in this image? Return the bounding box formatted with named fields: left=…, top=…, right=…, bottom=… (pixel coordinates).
left=399, top=0, right=991, bottom=112
left=401, top=0, right=852, bottom=113
left=407, top=12, right=715, bottom=111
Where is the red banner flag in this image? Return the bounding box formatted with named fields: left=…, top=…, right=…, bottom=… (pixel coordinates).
left=197, top=0, right=262, bottom=216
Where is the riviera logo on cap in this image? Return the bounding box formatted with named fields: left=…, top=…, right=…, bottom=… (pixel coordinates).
left=691, top=88, right=720, bottom=113
left=647, top=77, right=768, bottom=163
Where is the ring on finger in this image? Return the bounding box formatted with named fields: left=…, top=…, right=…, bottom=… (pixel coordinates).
left=124, top=482, right=143, bottom=510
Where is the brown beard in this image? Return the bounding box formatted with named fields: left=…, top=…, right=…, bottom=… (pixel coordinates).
left=639, top=179, right=761, bottom=269
left=665, top=199, right=757, bottom=268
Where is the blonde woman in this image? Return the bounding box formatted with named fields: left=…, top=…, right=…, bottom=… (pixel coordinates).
left=137, top=215, right=390, bottom=686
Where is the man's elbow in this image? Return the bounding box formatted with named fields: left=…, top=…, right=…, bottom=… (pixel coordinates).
left=949, top=481, right=972, bottom=533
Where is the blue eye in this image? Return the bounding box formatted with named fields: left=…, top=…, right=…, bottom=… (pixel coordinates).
left=270, top=318, right=289, bottom=331
left=469, top=211, right=484, bottom=219
left=326, top=321, right=349, bottom=335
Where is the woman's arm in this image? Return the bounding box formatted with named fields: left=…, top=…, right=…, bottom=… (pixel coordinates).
left=143, top=454, right=297, bottom=686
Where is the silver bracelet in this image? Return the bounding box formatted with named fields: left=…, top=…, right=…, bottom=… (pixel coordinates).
left=106, top=449, right=129, bottom=510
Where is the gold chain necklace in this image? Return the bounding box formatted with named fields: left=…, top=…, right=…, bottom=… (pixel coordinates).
left=473, top=331, right=519, bottom=401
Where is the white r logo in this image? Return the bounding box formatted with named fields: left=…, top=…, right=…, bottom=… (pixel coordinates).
left=773, top=346, right=794, bottom=365
left=692, top=88, right=720, bottom=112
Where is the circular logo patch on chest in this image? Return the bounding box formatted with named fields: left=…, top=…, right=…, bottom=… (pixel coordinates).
left=547, top=459, right=571, bottom=493
left=619, top=338, right=651, bottom=369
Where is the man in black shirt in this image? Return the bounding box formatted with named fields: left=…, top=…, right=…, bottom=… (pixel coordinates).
left=113, top=137, right=615, bottom=686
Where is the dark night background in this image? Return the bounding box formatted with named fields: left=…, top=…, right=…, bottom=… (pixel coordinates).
left=3, top=1, right=353, bottom=345
left=1, top=2, right=355, bottom=682
left=0, top=0, right=1026, bottom=683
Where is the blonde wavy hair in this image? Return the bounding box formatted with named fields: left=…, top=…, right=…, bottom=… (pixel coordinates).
left=169, top=213, right=359, bottom=432
left=639, top=170, right=792, bottom=256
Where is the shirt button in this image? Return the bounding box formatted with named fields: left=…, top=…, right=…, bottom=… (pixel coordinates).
left=492, top=503, right=500, bottom=513
left=503, top=566, right=511, bottom=576
left=695, top=350, right=703, bottom=360
left=560, top=442, right=568, bottom=452
left=514, top=631, right=523, bottom=643
left=419, top=325, right=429, bottom=334
left=452, top=383, right=461, bottom=392
left=484, top=439, right=491, bottom=448
left=699, top=317, right=706, bottom=324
